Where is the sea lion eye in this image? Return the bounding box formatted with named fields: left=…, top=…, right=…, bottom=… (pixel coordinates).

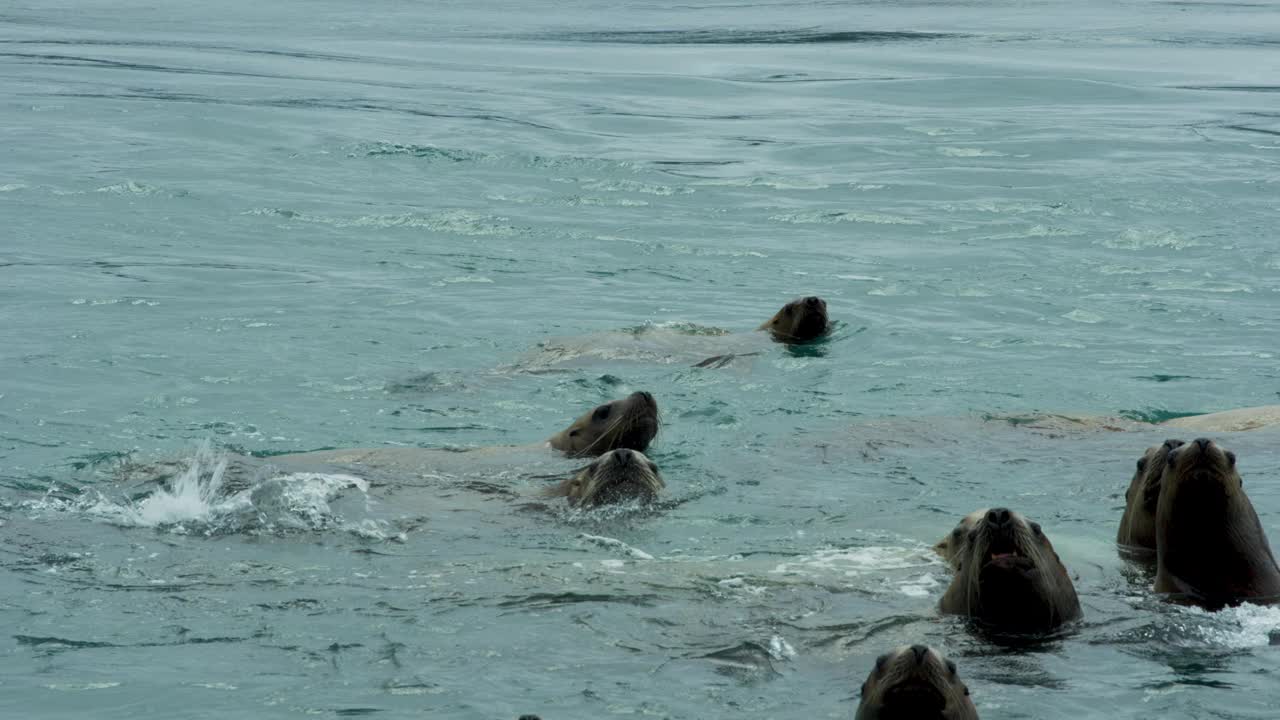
left=1136, top=458, right=1147, bottom=471
left=963, top=685, right=970, bottom=696
left=647, top=461, right=659, bottom=473
left=946, top=660, right=958, bottom=676
left=875, top=654, right=888, bottom=672
left=568, top=429, right=580, bottom=437
left=1226, top=451, right=1236, bottom=467
left=593, top=405, right=611, bottom=422
left=951, top=527, right=963, bottom=539
left=1031, top=522, right=1043, bottom=537
left=783, top=305, right=794, bottom=316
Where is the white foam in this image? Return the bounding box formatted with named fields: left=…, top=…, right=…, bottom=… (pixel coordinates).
left=578, top=533, right=655, bottom=560
left=770, top=546, right=934, bottom=577
left=79, top=442, right=371, bottom=536
left=1173, top=603, right=1280, bottom=649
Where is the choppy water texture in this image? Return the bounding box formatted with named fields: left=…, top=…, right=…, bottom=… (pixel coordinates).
left=4, top=0, right=1280, bottom=717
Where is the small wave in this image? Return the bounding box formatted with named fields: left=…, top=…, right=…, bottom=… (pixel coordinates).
left=532, top=29, right=963, bottom=45
left=1100, top=228, right=1205, bottom=250
left=938, top=147, right=1006, bottom=157
left=770, top=210, right=921, bottom=225
left=245, top=207, right=520, bottom=237
left=349, top=142, right=485, bottom=162
left=1062, top=309, right=1105, bottom=324
left=578, top=533, right=655, bottom=560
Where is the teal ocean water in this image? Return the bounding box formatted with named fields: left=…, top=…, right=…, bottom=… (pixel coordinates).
left=3, top=0, right=1280, bottom=717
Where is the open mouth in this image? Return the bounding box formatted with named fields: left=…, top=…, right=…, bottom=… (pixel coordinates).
left=983, top=535, right=1024, bottom=567
left=882, top=680, right=946, bottom=714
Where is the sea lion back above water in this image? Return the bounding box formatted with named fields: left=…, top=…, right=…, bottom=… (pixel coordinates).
left=1117, top=439, right=1184, bottom=552
left=758, top=295, right=829, bottom=343
left=1154, top=438, right=1280, bottom=608
left=547, top=391, right=660, bottom=458
left=545, top=448, right=665, bottom=508
left=939, top=507, right=1081, bottom=633
left=856, top=645, right=979, bottom=720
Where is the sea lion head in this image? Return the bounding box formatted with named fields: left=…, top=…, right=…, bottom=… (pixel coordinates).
left=1117, top=438, right=1184, bottom=550
left=548, top=391, right=660, bottom=457
left=1161, top=437, right=1240, bottom=504
left=547, top=448, right=665, bottom=508
left=855, top=645, right=978, bottom=720
left=941, top=508, right=1081, bottom=633
left=1156, top=439, right=1280, bottom=607
left=759, top=296, right=829, bottom=343
left=935, top=509, right=986, bottom=569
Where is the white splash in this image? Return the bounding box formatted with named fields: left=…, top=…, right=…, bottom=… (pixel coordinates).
left=80, top=442, right=371, bottom=536
left=578, top=533, right=655, bottom=560
left=1175, top=603, right=1280, bottom=649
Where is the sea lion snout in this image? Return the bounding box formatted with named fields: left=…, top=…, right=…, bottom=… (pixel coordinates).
left=984, top=507, right=1013, bottom=530
left=804, top=295, right=824, bottom=308
left=909, top=644, right=930, bottom=663
left=1193, top=437, right=1212, bottom=451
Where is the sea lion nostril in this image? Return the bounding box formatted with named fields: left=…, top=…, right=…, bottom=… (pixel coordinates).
left=805, top=296, right=821, bottom=307
left=1194, top=438, right=1212, bottom=451
left=1164, top=438, right=1184, bottom=450
left=986, top=507, right=1012, bottom=527
left=910, top=644, right=929, bottom=662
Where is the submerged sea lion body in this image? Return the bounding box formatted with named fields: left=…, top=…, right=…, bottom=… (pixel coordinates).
left=544, top=449, right=665, bottom=508
left=1154, top=438, right=1280, bottom=609
left=1117, top=439, right=1184, bottom=552
left=856, top=645, right=979, bottom=720
left=514, top=297, right=830, bottom=371
left=939, top=508, right=1081, bottom=633
left=1002, top=405, right=1280, bottom=435
left=259, top=392, right=660, bottom=480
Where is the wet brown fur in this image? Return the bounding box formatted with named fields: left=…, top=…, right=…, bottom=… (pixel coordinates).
left=1154, top=439, right=1280, bottom=608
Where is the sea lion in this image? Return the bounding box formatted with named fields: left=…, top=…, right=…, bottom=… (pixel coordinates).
left=1116, top=439, right=1184, bottom=552
left=544, top=448, right=665, bottom=508
left=934, top=509, right=985, bottom=569
left=695, top=296, right=831, bottom=368
left=515, top=297, right=832, bottom=371
left=998, top=404, right=1280, bottom=435
left=939, top=508, right=1081, bottom=633
left=1154, top=438, right=1280, bottom=608
left=759, top=295, right=830, bottom=343
left=547, top=391, right=660, bottom=457
left=856, top=645, right=979, bottom=720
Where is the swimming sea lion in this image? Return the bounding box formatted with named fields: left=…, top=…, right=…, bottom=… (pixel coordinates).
left=759, top=296, right=830, bottom=343
left=547, top=391, right=660, bottom=457
left=939, top=508, right=1081, bottom=633
left=1116, top=439, right=1184, bottom=552
left=544, top=448, right=665, bottom=508
left=694, top=296, right=830, bottom=368
left=856, top=645, right=979, bottom=720
left=1154, top=438, right=1280, bottom=609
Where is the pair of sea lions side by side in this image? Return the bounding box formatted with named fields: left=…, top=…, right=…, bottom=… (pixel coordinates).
left=514, top=296, right=831, bottom=372
left=935, top=508, right=1082, bottom=634
left=200, top=391, right=668, bottom=510
left=856, top=645, right=978, bottom=720
left=1118, top=437, right=1280, bottom=609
